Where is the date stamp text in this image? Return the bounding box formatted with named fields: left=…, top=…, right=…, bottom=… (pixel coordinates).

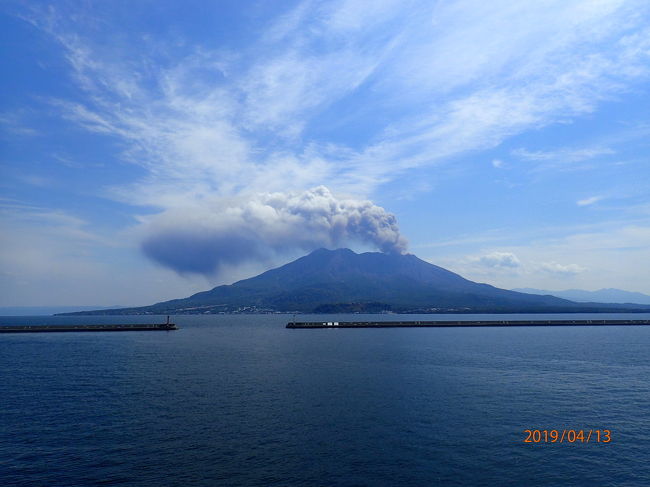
left=523, top=429, right=612, bottom=443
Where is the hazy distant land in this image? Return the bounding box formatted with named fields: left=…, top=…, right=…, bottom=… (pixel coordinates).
left=0, top=306, right=119, bottom=316
left=512, top=288, right=650, bottom=306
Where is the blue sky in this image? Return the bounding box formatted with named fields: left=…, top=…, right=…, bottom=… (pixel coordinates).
left=1, top=0, right=649, bottom=307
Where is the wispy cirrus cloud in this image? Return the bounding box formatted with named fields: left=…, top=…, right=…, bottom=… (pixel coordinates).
left=577, top=195, right=605, bottom=206
left=12, top=0, right=650, bottom=275
left=512, top=146, right=616, bottom=166
left=0, top=112, right=39, bottom=137
left=27, top=0, right=650, bottom=193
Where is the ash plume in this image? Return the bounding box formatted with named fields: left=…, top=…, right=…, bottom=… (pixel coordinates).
left=141, top=186, right=408, bottom=275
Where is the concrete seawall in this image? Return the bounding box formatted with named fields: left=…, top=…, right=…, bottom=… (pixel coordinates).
left=287, top=319, right=650, bottom=328
left=0, top=323, right=178, bottom=333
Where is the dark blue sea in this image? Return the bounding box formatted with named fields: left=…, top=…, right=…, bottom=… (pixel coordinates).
left=2, top=313, right=650, bottom=486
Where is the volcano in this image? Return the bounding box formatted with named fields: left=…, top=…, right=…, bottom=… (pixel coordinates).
left=61, top=248, right=650, bottom=315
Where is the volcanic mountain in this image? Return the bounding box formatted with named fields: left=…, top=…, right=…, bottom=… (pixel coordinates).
left=62, top=248, right=650, bottom=315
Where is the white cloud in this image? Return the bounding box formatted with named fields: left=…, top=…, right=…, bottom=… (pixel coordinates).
left=0, top=112, right=39, bottom=137
left=474, top=251, right=521, bottom=269
left=536, top=261, right=587, bottom=276
left=577, top=195, right=604, bottom=206
left=492, top=159, right=504, bottom=168
left=0, top=202, right=104, bottom=245
left=429, top=223, right=650, bottom=294
left=513, top=146, right=615, bottom=163
left=8, top=0, right=650, bottom=293
left=21, top=0, right=649, bottom=202
left=437, top=251, right=524, bottom=280
left=462, top=251, right=585, bottom=278
left=239, top=49, right=380, bottom=138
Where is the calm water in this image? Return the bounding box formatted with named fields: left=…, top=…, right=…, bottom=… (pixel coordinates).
left=2, top=313, right=650, bottom=486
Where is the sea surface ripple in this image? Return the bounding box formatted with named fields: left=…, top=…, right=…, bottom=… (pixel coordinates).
left=2, top=313, right=650, bottom=486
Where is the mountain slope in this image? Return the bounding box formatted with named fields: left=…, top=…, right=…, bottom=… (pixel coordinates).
left=62, top=248, right=650, bottom=315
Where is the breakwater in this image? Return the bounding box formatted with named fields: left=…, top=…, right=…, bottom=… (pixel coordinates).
left=287, top=319, right=650, bottom=328
left=0, top=323, right=178, bottom=333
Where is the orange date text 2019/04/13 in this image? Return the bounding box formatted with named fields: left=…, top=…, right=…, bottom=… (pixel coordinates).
left=523, top=429, right=612, bottom=444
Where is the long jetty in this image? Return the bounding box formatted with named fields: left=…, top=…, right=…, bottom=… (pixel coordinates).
left=287, top=319, right=650, bottom=329
left=0, top=323, right=178, bottom=333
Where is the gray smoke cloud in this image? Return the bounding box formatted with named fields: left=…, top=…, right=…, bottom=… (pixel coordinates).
left=141, top=186, right=408, bottom=275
